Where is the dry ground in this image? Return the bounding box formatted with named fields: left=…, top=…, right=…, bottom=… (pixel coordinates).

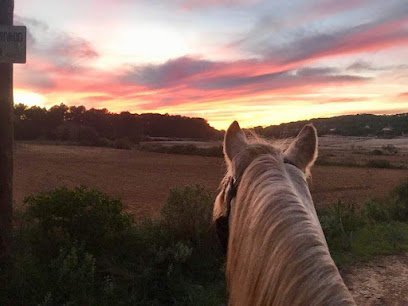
left=14, top=142, right=408, bottom=217
left=344, top=253, right=408, bottom=305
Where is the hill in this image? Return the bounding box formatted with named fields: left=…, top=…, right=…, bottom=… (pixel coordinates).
left=254, top=113, right=408, bottom=138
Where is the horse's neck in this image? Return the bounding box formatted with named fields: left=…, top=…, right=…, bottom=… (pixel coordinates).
left=284, top=163, right=327, bottom=241
left=227, top=160, right=355, bottom=306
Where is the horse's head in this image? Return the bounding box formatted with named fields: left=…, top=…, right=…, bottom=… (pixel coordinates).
left=213, top=120, right=318, bottom=253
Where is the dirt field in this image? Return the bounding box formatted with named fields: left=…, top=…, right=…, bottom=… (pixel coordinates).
left=14, top=142, right=408, bottom=217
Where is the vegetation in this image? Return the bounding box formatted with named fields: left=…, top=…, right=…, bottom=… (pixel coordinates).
left=255, top=113, right=408, bottom=138
left=2, top=181, right=408, bottom=304
left=13, top=104, right=408, bottom=147
left=140, top=143, right=223, bottom=157
left=319, top=180, right=408, bottom=265
left=141, top=144, right=407, bottom=169
left=14, top=104, right=221, bottom=147
left=315, top=155, right=405, bottom=169
left=365, top=159, right=393, bottom=169
left=2, top=186, right=224, bottom=305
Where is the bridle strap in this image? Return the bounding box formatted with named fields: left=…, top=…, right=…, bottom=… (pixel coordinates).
left=217, top=157, right=299, bottom=254
left=226, top=158, right=297, bottom=206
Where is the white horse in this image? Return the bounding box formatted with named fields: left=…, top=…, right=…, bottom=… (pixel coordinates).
left=213, top=121, right=355, bottom=306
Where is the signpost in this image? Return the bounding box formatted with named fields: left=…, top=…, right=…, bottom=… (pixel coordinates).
left=0, top=25, right=26, bottom=63
left=0, top=0, right=25, bottom=261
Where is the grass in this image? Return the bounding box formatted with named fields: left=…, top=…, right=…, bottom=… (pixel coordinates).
left=141, top=143, right=407, bottom=169
left=2, top=181, right=408, bottom=305
left=139, top=143, right=223, bottom=157
left=316, top=157, right=406, bottom=169
left=319, top=181, right=408, bottom=265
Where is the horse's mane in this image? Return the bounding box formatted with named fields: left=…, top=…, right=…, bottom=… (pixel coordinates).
left=223, top=138, right=354, bottom=306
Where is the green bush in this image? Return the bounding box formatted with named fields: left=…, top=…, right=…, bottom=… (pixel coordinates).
left=161, top=185, right=213, bottom=244
left=390, top=180, right=408, bottom=221
left=318, top=181, right=408, bottom=265
left=351, top=222, right=408, bottom=259
left=22, top=187, right=133, bottom=261
left=319, top=201, right=364, bottom=259
left=362, top=199, right=391, bottom=223
left=3, top=186, right=225, bottom=306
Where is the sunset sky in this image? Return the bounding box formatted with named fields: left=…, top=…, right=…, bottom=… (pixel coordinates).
left=14, top=0, right=408, bottom=129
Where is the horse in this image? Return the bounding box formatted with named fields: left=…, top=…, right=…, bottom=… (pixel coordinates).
left=213, top=121, right=355, bottom=306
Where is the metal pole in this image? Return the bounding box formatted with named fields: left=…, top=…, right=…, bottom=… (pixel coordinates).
left=0, top=0, right=14, bottom=261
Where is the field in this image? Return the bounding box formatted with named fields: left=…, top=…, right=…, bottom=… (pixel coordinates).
left=15, top=136, right=408, bottom=217
left=12, top=137, right=408, bottom=304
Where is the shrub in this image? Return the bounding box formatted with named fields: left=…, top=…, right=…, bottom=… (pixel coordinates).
left=366, top=159, right=392, bottom=168
left=389, top=180, right=408, bottom=221
left=351, top=222, right=408, bottom=259
left=96, top=137, right=114, bottom=148
left=22, top=187, right=133, bottom=260
left=140, top=144, right=223, bottom=157
left=382, top=144, right=398, bottom=155
left=78, top=126, right=100, bottom=146
left=161, top=185, right=214, bottom=245
left=3, top=186, right=225, bottom=305
left=319, top=201, right=364, bottom=259
left=114, top=138, right=133, bottom=150
left=318, top=181, right=408, bottom=265
left=369, top=149, right=383, bottom=155
left=362, top=199, right=390, bottom=223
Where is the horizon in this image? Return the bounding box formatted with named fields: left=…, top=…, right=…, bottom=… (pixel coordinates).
left=14, top=0, right=408, bottom=129
left=15, top=102, right=407, bottom=131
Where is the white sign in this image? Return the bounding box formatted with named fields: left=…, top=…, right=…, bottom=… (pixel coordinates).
left=0, top=25, right=26, bottom=63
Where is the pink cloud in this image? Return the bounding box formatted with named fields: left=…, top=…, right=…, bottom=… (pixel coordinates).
left=180, top=0, right=259, bottom=10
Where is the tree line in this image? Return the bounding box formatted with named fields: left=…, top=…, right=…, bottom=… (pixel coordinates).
left=13, top=104, right=407, bottom=144
left=14, top=104, right=221, bottom=145
left=255, top=113, right=408, bottom=138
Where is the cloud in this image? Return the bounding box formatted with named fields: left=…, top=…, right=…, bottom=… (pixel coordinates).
left=121, top=56, right=368, bottom=99
left=123, top=56, right=217, bottom=88
left=295, top=67, right=339, bottom=76
left=310, top=0, right=371, bottom=16
left=180, top=0, right=259, bottom=9
left=190, top=68, right=368, bottom=92
left=318, top=97, right=368, bottom=104
left=47, top=33, right=98, bottom=61
left=118, top=57, right=370, bottom=110
left=397, top=92, right=408, bottom=101
left=235, top=2, right=408, bottom=66
left=346, top=60, right=408, bottom=72
left=15, top=65, right=56, bottom=90
left=15, top=15, right=99, bottom=69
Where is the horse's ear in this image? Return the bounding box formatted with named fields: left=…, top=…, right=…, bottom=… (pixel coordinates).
left=224, top=121, right=247, bottom=163
left=284, top=124, right=318, bottom=173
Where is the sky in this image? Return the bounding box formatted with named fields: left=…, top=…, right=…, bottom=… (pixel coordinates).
left=13, top=0, right=408, bottom=129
